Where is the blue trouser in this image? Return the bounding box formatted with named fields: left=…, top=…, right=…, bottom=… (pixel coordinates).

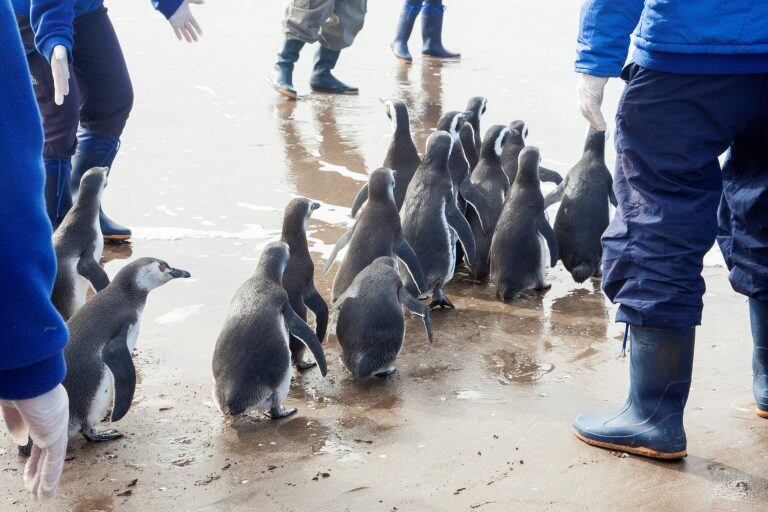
left=18, top=6, right=133, bottom=160
left=603, top=63, right=768, bottom=328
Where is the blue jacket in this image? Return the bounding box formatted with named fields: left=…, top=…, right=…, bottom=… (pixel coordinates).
left=576, top=0, right=768, bottom=77
left=0, top=0, right=68, bottom=400
left=13, top=0, right=184, bottom=61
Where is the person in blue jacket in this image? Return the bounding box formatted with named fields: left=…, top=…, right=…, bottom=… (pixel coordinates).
left=13, top=0, right=204, bottom=240
left=390, top=0, right=459, bottom=62
left=572, top=0, right=768, bottom=459
left=0, top=0, right=70, bottom=499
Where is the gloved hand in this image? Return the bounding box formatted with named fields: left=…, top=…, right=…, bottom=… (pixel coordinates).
left=50, top=46, right=70, bottom=106
left=577, top=73, right=609, bottom=131
left=1, top=385, right=69, bottom=501
left=169, top=0, right=204, bottom=43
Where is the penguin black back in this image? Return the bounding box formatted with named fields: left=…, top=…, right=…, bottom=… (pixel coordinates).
left=501, top=120, right=563, bottom=185
left=464, top=96, right=487, bottom=156
left=490, top=147, right=558, bottom=300
left=548, top=127, right=615, bottom=282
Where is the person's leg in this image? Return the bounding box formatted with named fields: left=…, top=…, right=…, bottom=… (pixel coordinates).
left=310, top=0, right=367, bottom=94
left=16, top=17, right=81, bottom=228
left=69, top=7, right=134, bottom=240
left=717, top=90, right=768, bottom=416
left=573, top=64, right=761, bottom=459
left=391, top=0, right=422, bottom=62
left=420, top=0, right=459, bottom=59
left=270, top=0, right=335, bottom=98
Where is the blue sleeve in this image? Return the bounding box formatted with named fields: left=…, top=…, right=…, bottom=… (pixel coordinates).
left=575, top=0, right=645, bottom=77
left=152, top=0, right=184, bottom=19
left=29, top=0, right=75, bottom=62
left=0, top=0, right=68, bottom=401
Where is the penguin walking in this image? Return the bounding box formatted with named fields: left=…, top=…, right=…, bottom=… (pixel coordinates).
left=213, top=242, right=327, bottom=419
left=501, top=120, right=564, bottom=185
left=324, top=167, right=428, bottom=302
left=401, top=131, right=477, bottom=309
left=51, top=167, right=110, bottom=320
left=490, top=147, right=559, bottom=300
left=435, top=111, right=491, bottom=231
left=63, top=257, right=190, bottom=441
left=544, top=127, right=617, bottom=282
left=335, top=257, right=432, bottom=378
left=281, top=198, right=329, bottom=371
left=464, top=125, right=512, bottom=281
left=351, top=100, right=420, bottom=217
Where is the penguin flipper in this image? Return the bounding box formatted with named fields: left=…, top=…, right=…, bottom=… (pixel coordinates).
left=539, top=166, right=564, bottom=185
left=538, top=215, right=559, bottom=267
left=446, top=202, right=477, bottom=265
left=458, top=177, right=492, bottom=233
left=394, top=236, right=428, bottom=297
left=284, top=304, right=328, bottom=376
left=350, top=183, right=369, bottom=218
left=397, top=286, right=433, bottom=342
left=607, top=176, right=618, bottom=207
left=77, top=246, right=110, bottom=292
left=102, top=328, right=136, bottom=423
left=543, top=181, right=566, bottom=208
left=304, top=281, right=329, bottom=342
left=323, top=223, right=356, bottom=276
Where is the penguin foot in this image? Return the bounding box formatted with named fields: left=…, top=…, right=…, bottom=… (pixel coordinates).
left=429, top=291, right=455, bottom=310
left=266, top=406, right=298, bottom=420
left=84, top=428, right=124, bottom=442
left=534, top=283, right=552, bottom=292
left=295, top=359, right=318, bottom=372
left=374, top=367, right=397, bottom=378
left=18, top=438, right=32, bottom=457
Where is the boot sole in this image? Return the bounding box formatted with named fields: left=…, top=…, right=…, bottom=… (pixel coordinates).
left=421, top=53, right=461, bottom=60
left=310, top=89, right=359, bottom=96
left=573, top=430, right=687, bottom=460
left=273, top=86, right=298, bottom=99
left=391, top=47, right=413, bottom=63
left=757, top=408, right=768, bottom=418
left=104, top=234, right=131, bottom=242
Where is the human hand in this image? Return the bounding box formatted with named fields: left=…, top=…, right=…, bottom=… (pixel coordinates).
left=0, top=385, right=69, bottom=500
left=169, top=0, right=204, bottom=43
left=50, top=46, right=70, bottom=106
left=577, top=73, right=609, bottom=131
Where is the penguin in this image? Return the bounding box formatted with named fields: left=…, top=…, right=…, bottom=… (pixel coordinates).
left=501, top=120, right=564, bottom=185
left=280, top=198, right=329, bottom=371
left=544, top=126, right=617, bottom=283
left=400, top=131, right=477, bottom=309
left=464, top=96, right=487, bottom=158
left=324, top=167, right=428, bottom=302
left=213, top=242, right=327, bottom=419
left=335, top=257, right=432, bottom=378
left=435, top=111, right=491, bottom=231
left=464, top=125, right=512, bottom=281
left=490, top=146, right=559, bottom=300
left=350, top=100, right=420, bottom=217
left=51, top=167, right=110, bottom=320
left=63, top=257, right=190, bottom=441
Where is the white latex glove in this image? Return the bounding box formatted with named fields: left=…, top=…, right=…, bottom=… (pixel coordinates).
left=1, top=385, right=69, bottom=501
left=50, top=46, right=70, bottom=106
left=169, top=0, right=204, bottom=43
left=577, top=73, right=609, bottom=131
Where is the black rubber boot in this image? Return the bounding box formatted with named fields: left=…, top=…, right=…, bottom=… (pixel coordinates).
left=750, top=298, right=768, bottom=417
left=309, top=47, right=359, bottom=95
left=269, top=38, right=305, bottom=99
left=391, top=1, right=421, bottom=62
left=43, top=156, right=73, bottom=229
left=420, top=2, right=460, bottom=59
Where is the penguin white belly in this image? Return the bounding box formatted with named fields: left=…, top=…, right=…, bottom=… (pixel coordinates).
left=87, top=366, right=115, bottom=429
left=72, top=259, right=90, bottom=311
left=94, top=228, right=104, bottom=261
left=537, top=233, right=549, bottom=283
left=126, top=320, right=141, bottom=351
left=441, top=208, right=456, bottom=283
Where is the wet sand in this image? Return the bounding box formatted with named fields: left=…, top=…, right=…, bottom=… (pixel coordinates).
left=2, top=1, right=766, bottom=511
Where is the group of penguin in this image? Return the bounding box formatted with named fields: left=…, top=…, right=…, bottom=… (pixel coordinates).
left=213, top=97, right=616, bottom=422
left=25, top=96, right=615, bottom=449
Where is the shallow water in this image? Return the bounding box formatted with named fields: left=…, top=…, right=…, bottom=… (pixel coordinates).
left=1, top=1, right=762, bottom=511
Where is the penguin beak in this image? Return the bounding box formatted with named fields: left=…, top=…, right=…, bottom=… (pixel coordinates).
left=311, top=201, right=321, bottom=210
left=169, top=268, right=191, bottom=279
